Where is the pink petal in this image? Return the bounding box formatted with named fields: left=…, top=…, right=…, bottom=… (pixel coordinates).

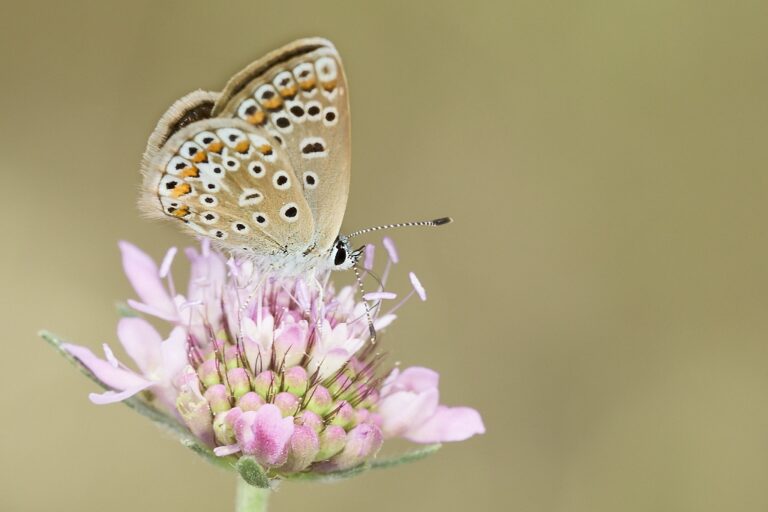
left=102, top=343, right=119, bottom=368
left=409, top=272, right=427, bottom=301
left=62, top=343, right=150, bottom=391
left=378, top=388, right=439, bottom=438
left=125, top=300, right=178, bottom=323
left=405, top=406, right=486, bottom=443
left=382, top=237, right=399, bottom=264
left=89, top=382, right=153, bottom=405
left=119, top=241, right=176, bottom=319
left=373, top=314, right=397, bottom=330
left=387, top=366, right=440, bottom=394
left=214, top=444, right=242, bottom=457
left=117, top=317, right=162, bottom=376
left=234, top=404, right=295, bottom=467
left=160, top=326, right=189, bottom=381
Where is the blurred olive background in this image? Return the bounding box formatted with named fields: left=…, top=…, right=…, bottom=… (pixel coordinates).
left=2, top=1, right=768, bottom=511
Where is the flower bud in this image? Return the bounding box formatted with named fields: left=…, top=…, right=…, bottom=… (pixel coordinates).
left=314, top=425, right=346, bottom=461
left=197, top=359, right=221, bottom=387
left=320, top=424, right=383, bottom=471
left=204, top=383, right=231, bottom=414
left=227, top=367, right=250, bottom=400
left=224, top=345, right=241, bottom=370
left=296, top=410, right=323, bottom=433
left=283, top=366, right=308, bottom=395
left=329, top=401, right=356, bottom=430
left=280, top=425, right=319, bottom=472
left=274, top=391, right=299, bottom=417
left=213, top=407, right=242, bottom=446
left=176, top=377, right=214, bottom=446
left=237, top=391, right=264, bottom=412
left=306, top=385, right=332, bottom=415
left=252, top=370, right=276, bottom=399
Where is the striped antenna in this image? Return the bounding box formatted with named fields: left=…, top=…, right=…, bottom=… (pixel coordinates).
left=346, top=217, right=453, bottom=238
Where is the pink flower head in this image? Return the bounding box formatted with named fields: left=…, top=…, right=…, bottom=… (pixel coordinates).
left=56, top=239, right=484, bottom=479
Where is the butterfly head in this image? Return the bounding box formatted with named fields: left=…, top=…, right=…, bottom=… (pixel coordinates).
left=329, top=235, right=364, bottom=271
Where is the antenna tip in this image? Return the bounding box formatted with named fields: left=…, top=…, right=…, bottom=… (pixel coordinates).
left=433, top=217, right=453, bottom=226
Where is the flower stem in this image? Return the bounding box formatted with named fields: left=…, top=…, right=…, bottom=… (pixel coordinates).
left=236, top=477, right=270, bottom=512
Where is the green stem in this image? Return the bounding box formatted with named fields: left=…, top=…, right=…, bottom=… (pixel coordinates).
left=236, top=477, right=270, bottom=512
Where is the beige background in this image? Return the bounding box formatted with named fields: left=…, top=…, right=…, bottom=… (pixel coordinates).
left=3, top=1, right=768, bottom=511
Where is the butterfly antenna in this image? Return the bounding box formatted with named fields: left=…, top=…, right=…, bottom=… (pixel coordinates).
left=346, top=217, right=453, bottom=238
left=352, top=263, right=377, bottom=344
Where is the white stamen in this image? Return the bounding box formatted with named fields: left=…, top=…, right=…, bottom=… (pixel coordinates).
left=159, top=247, right=177, bottom=278
left=103, top=343, right=119, bottom=368
left=409, top=272, right=427, bottom=301
left=382, top=237, right=399, bottom=264
left=363, top=291, right=397, bottom=301
left=364, top=244, right=375, bottom=270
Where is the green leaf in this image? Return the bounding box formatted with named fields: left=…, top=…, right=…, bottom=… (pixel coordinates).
left=39, top=329, right=232, bottom=472
left=370, top=443, right=442, bottom=469
left=237, top=456, right=271, bottom=489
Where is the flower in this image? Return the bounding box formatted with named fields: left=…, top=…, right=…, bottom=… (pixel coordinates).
left=56, top=238, right=484, bottom=479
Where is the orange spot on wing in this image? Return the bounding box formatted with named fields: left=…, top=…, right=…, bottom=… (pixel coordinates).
left=170, top=183, right=192, bottom=198
left=172, top=206, right=190, bottom=218
left=190, top=151, right=208, bottom=163
left=262, top=97, right=283, bottom=110
left=257, top=144, right=273, bottom=156
left=207, top=141, right=224, bottom=153
left=235, top=140, right=251, bottom=153
left=247, top=111, right=266, bottom=125
left=321, top=80, right=337, bottom=92
left=279, top=84, right=298, bottom=98
left=180, top=167, right=200, bottom=178
left=299, top=78, right=316, bottom=91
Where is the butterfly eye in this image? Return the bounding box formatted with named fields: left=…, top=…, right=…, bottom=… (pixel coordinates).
left=194, top=131, right=224, bottom=153
left=322, top=107, right=339, bottom=127
left=272, top=170, right=291, bottom=190
left=232, top=221, right=250, bottom=234
left=273, top=71, right=298, bottom=99
left=200, top=211, right=219, bottom=225
left=252, top=212, right=269, bottom=226
left=248, top=161, right=266, bottom=178
left=293, top=63, right=317, bottom=94
left=180, top=141, right=207, bottom=163
left=302, top=171, right=319, bottom=190
left=199, top=194, right=218, bottom=207
left=237, top=99, right=267, bottom=126
left=238, top=188, right=263, bottom=206
left=279, top=203, right=299, bottom=223
left=255, top=84, right=283, bottom=111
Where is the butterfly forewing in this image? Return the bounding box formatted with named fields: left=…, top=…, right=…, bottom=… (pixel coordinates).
left=213, top=38, right=351, bottom=256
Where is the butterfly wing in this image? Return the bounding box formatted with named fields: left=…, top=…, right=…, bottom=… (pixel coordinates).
left=212, top=38, right=351, bottom=256
left=140, top=93, right=314, bottom=260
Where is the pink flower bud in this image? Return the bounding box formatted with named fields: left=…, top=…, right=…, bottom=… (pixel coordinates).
left=226, top=367, right=250, bottom=400
left=296, top=410, right=323, bottom=433
left=252, top=370, right=276, bottom=400
left=314, top=425, right=347, bottom=461
left=237, top=392, right=264, bottom=412
left=283, top=366, right=308, bottom=395
left=319, top=424, right=383, bottom=471
left=197, top=359, right=221, bottom=387
left=204, top=383, right=231, bottom=414
left=306, top=385, right=332, bottom=415
left=274, top=391, right=299, bottom=417
left=329, top=401, right=356, bottom=430
left=280, top=425, right=320, bottom=473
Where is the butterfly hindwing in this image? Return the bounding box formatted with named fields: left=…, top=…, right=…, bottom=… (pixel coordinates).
left=213, top=38, right=351, bottom=256
left=141, top=112, right=314, bottom=258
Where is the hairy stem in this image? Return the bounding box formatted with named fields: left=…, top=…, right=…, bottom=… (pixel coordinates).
left=236, top=477, right=270, bottom=512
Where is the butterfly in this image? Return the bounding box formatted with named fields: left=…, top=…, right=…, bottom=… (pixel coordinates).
left=140, top=37, right=449, bottom=276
